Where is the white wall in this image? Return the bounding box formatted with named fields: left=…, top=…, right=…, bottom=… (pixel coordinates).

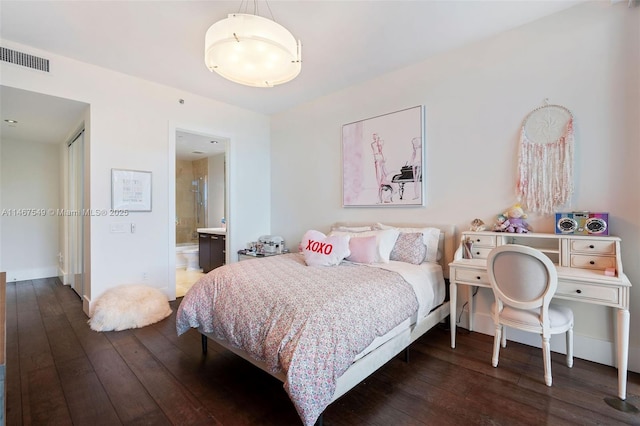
left=0, top=139, right=60, bottom=280
left=271, top=2, right=640, bottom=370
left=0, top=40, right=271, bottom=311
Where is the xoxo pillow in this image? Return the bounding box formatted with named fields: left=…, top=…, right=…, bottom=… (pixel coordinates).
left=301, top=230, right=351, bottom=267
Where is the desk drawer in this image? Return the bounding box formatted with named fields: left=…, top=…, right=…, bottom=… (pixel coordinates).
left=556, top=282, right=619, bottom=304
left=455, top=268, right=490, bottom=285
left=570, top=239, right=615, bottom=255
left=570, top=255, right=616, bottom=271
left=471, top=247, right=493, bottom=259
left=468, top=235, right=497, bottom=247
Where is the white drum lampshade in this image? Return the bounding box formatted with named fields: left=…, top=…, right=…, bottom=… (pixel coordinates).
left=204, top=13, right=302, bottom=87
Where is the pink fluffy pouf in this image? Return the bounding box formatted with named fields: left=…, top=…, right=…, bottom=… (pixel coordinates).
left=88, top=284, right=172, bottom=332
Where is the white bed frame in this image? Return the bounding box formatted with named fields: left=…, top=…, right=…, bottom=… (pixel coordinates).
left=198, top=223, right=456, bottom=423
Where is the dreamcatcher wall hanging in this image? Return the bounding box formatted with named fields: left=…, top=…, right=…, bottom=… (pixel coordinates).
left=516, top=100, right=574, bottom=215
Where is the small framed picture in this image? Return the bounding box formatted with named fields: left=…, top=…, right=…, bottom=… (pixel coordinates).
left=111, top=169, right=152, bottom=212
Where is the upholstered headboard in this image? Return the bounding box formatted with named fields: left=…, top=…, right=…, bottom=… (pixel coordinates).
left=329, top=222, right=457, bottom=279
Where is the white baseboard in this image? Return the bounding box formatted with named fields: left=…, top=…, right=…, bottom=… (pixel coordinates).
left=458, top=309, right=639, bottom=373
left=4, top=266, right=58, bottom=282
left=57, top=267, right=71, bottom=285
left=83, top=294, right=91, bottom=317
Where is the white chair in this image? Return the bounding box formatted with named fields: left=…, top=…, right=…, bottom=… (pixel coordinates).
left=487, top=244, right=574, bottom=386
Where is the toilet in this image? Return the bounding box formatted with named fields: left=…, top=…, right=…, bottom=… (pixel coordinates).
left=183, top=248, right=200, bottom=271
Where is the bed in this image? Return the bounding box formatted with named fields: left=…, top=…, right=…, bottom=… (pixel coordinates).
left=176, top=222, right=456, bottom=425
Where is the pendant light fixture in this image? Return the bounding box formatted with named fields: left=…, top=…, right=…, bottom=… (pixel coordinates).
left=204, top=2, right=302, bottom=88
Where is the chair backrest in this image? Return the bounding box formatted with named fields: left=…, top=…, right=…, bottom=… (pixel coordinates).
left=487, top=244, right=558, bottom=314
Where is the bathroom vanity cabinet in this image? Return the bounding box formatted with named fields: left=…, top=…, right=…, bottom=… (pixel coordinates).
left=198, top=232, right=226, bottom=273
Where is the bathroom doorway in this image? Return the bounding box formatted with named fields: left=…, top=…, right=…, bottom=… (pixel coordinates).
left=175, top=130, right=227, bottom=297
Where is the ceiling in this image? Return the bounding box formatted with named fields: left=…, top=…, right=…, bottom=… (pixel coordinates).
left=0, top=0, right=586, bottom=145
left=0, top=84, right=225, bottom=159
left=0, top=85, right=88, bottom=144
left=176, top=130, right=227, bottom=160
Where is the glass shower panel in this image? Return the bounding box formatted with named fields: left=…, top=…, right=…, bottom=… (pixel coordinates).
left=194, top=176, right=208, bottom=230
left=176, top=158, right=208, bottom=243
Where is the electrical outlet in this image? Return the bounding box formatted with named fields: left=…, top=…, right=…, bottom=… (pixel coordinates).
left=143, top=272, right=148, bottom=281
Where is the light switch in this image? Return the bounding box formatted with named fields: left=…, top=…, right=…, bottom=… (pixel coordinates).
left=131, top=223, right=136, bottom=233
left=110, top=223, right=126, bottom=233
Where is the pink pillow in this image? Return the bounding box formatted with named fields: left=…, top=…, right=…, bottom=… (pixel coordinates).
left=301, top=230, right=351, bottom=266
left=328, top=228, right=399, bottom=263
left=346, top=236, right=378, bottom=264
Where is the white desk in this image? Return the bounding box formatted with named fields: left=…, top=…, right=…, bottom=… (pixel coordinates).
left=449, top=231, right=631, bottom=400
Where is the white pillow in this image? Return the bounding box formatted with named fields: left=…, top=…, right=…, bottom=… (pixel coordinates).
left=331, top=225, right=373, bottom=233
left=329, top=228, right=399, bottom=263
left=301, top=230, right=351, bottom=266
left=375, top=223, right=441, bottom=263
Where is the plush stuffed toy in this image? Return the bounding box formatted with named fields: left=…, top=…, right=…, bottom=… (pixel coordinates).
left=494, top=204, right=531, bottom=233
left=504, top=204, right=531, bottom=233
left=493, top=214, right=510, bottom=232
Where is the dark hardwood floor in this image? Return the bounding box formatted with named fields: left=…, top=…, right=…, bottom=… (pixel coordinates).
left=5, top=277, right=640, bottom=425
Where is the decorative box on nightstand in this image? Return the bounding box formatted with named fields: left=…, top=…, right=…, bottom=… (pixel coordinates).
left=237, top=249, right=288, bottom=262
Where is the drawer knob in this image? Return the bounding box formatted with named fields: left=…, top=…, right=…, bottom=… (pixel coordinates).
left=476, top=239, right=481, bottom=242
left=590, top=260, right=595, bottom=265
left=475, top=251, right=480, bottom=255
left=589, top=244, right=595, bottom=249
left=476, top=276, right=481, bottom=280
left=576, top=289, right=582, bottom=294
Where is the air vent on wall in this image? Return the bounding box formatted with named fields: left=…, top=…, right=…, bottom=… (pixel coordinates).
left=0, top=47, right=50, bottom=72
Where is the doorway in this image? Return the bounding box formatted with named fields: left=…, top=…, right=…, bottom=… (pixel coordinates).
left=0, top=85, right=88, bottom=290
left=174, top=130, right=228, bottom=297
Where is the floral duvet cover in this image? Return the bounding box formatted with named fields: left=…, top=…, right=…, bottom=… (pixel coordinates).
left=176, top=253, right=418, bottom=425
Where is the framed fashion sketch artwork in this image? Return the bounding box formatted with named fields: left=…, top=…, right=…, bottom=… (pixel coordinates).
left=342, top=105, right=425, bottom=207
left=111, top=169, right=152, bottom=212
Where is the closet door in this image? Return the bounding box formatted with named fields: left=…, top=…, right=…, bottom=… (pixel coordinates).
left=68, top=131, right=84, bottom=297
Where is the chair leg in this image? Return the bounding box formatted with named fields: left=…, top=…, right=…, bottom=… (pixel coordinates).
left=501, top=326, right=507, bottom=348
left=542, top=335, right=552, bottom=386
left=566, top=327, right=574, bottom=368
left=492, top=324, right=502, bottom=367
